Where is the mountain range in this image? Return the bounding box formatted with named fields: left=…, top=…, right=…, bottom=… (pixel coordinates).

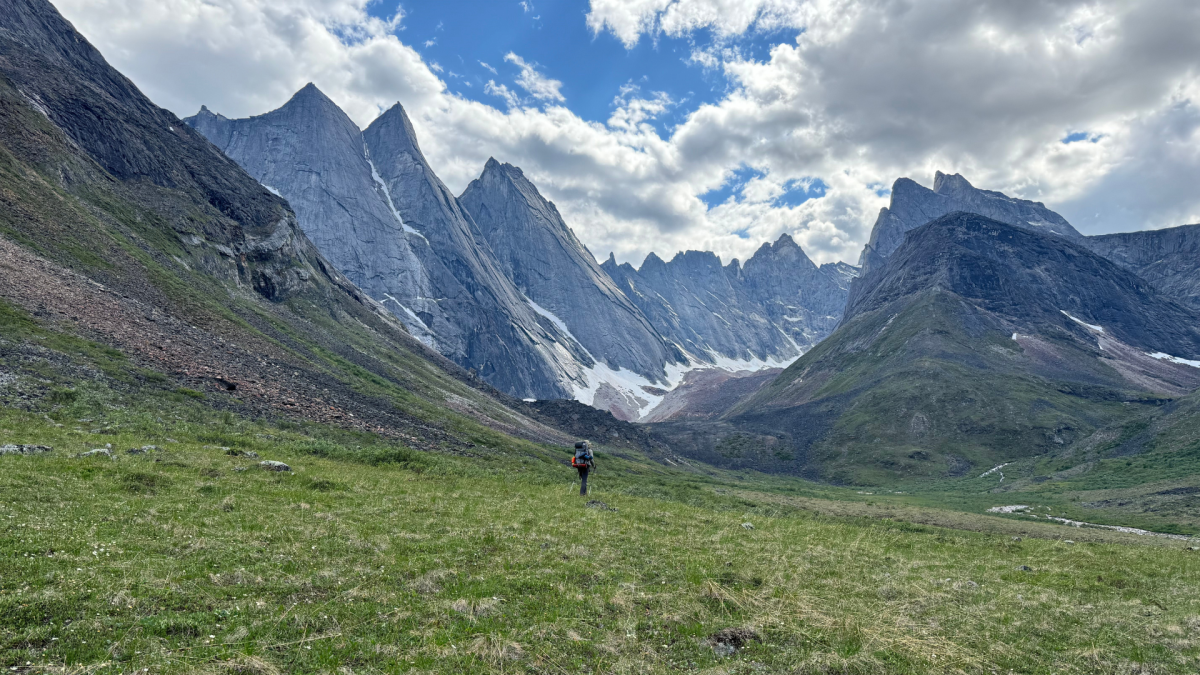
left=184, top=88, right=856, bottom=419
left=4, top=0, right=1200, bottom=490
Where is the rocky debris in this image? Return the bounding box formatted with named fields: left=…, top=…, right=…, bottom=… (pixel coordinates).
left=226, top=449, right=259, bottom=458
left=585, top=500, right=616, bottom=511
left=1064, top=540, right=1076, bottom=545
left=1017, top=565, right=1034, bottom=572
left=741, top=522, right=755, bottom=530
left=126, top=445, right=157, bottom=454
left=0, top=444, right=52, bottom=455
left=709, top=627, right=761, bottom=656
left=76, top=449, right=112, bottom=458
left=259, top=460, right=291, bottom=472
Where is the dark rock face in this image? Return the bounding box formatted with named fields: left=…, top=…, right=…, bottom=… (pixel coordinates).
left=1084, top=224, right=1200, bottom=312
left=459, top=158, right=685, bottom=383
left=0, top=0, right=321, bottom=302
left=183, top=87, right=440, bottom=344
left=859, top=172, right=1082, bottom=275
left=848, top=214, right=1200, bottom=360
left=602, top=250, right=795, bottom=364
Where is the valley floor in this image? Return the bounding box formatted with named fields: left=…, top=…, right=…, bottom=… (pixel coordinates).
left=2, top=408, right=1198, bottom=674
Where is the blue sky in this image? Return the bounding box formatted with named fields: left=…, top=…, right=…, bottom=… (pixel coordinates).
left=386, top=0, right=750, bottom=134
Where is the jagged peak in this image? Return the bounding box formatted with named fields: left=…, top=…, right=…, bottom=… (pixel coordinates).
left=364, top=102, right=427, bottom=163
left=640, top=252, right=666, bottom=270
left=606, top=252, right=617, bottom=265
left=933, top=171, right=975, bottom=195
left=286, top=82, right=335, bottom=106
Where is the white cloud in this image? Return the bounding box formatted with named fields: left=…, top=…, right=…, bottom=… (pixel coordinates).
left=504, top=52, right=566, bottom=102
left=51, top=0, right=1200, bottom=272
left=479, top=61, right=498, bottom=74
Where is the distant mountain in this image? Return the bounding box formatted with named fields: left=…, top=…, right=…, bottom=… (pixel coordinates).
left=736, top=234, right=857, bottom=350
left=859, top=172, right=1082, bottom=274
left=459, top=158, right=686, bottom=400
left=663, top=213, right=1200, bottom=482
left=602, top=249, right=794, bottom=366
left=1085, top=224, right=1200, bottom=312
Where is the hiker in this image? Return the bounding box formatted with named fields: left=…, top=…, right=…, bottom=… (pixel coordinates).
left=572, top=440, right=595, bottom=496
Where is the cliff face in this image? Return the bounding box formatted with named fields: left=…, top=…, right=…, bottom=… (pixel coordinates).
left=460, top=159, right=685, bottom=383
left=361, top=104, right=589, bottom=400
left=184, top=87, right=441, bottom=344
left=1084, top=224, right=1200, bottom=312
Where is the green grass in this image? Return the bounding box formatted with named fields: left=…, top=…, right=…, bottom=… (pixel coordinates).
left=2, top=407, right=1200, bottom=674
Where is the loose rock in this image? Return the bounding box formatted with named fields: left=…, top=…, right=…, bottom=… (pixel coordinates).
left=259, top=460, right=291, bottom=472
left=76, top=449, right=112, bottom=459
left=1017, top=565, right=1033, bottom=572
left=585, top=500, right=616, bottom=511
left=0, top=444, right=52, bottom=455
left=709, top=627, right=761, bottom=656
left=226, top=449, right=259, bottom=458
left=741, top=522, right=755, bottom=530
left=126, top=445, right=158, bottom=455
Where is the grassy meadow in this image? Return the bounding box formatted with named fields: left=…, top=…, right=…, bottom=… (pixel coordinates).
left=2, top=402, right=1199, bottom=674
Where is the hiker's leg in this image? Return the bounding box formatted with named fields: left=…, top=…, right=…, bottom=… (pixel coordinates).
left=580, top=468, right=588, bottom=495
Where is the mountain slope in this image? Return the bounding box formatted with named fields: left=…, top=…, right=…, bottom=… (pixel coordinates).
left=1085, top=223, right=1200, bottom=312
left=681, top=213, right=1200, bottom=483
left=459, top=158, right=684, bottom=384
left=859, top=172, right=1082, bottom=275
left=0, top=0, right=573, bottom=452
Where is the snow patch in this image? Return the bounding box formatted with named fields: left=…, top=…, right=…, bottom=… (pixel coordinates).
left=524, top=296, right=800, bottom=421
left=368, top=156, right=428, bottom=243
left=986, top=505, right=1029, bottom=514
left=980, top=462, right=1012, bottom=482
left=260, top=183, right=282, bottom=197
left=380, top=293, right=435, bottom=347
left=1147, top=352, right=1200, bottom=369
left=1060, top=310, right=1104, bottom=333
left=1011, top=333, right=1019, bottom=341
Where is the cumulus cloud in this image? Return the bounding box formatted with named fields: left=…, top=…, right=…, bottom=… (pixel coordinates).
left=52, top=0, right=1200, bottom=271
left=504, top=52, right=566, bottom=102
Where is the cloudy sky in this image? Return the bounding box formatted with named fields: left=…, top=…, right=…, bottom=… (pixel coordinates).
left=56, top=0, right=1200, bottom=267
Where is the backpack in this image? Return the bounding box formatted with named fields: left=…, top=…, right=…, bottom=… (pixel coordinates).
left=571, top=442, right=592, bottom=468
